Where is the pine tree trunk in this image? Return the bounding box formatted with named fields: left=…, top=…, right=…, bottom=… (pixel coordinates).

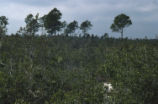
left=121, top=28, right=123, bottom=39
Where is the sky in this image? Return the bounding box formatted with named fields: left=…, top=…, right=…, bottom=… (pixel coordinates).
left=0, top=0, right=158, bottom=38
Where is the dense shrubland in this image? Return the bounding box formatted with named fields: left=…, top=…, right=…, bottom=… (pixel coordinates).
left=0, top=35, right=157, bottom=104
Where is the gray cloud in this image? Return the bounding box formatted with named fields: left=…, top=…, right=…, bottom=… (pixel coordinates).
left=0, top=0, right=158, bottom=38
left=0, top=0, right=55, bottom=6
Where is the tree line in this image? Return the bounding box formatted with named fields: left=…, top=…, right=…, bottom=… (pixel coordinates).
left=0, top=8, right=132, bottom=38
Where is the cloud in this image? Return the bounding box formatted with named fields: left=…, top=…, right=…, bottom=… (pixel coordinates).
left=0, top=0, right=55, bottom=6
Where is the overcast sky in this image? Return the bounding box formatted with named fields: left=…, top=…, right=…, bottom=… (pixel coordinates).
left=0, top=0, right=158, bottom=38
